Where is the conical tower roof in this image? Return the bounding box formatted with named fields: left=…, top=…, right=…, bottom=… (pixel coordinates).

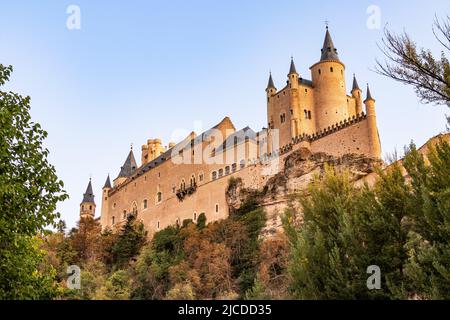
left=320, top=27, right=340, bottom=62
left=118, top=149, right=137, bottom=178
left=82, top=179, right=95, bottom=203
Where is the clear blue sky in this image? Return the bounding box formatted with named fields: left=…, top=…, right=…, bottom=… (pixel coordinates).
left=1, top=0, right=448, bottom=229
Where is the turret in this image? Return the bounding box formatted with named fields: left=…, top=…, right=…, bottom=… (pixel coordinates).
left=80, top=178, right=96, bottom=219
left=265, top=72, right=277, bottom=98
left=100, top=175, right=111, bottom=230
left=266, top=72, right=277, bottom=130
left=287, top=57, right=299, bottom=90
left=113, top=147, right=137, bottom=187
left=351, top=74, right=363, bottom=115
left=310, top=27, right=348, bottom=131
left=288, top=57, right=300, bottom=138
left=364, top=84, right=381, bottom=159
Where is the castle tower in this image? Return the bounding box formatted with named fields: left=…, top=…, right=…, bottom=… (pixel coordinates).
left=288, top=58, right=300, bottom=138
left=265, top=73, right=277, bottom=154
left=113, top=147, right=137, bottom=187
left=351, top=74, right=363, bottom=115
left=310, top=27, right=348, bottom=131
left=100, top=174, right=111, bottom=229
left=80, top=178, right=96, bottom=219
left=364, top=84, right=382, bottom=159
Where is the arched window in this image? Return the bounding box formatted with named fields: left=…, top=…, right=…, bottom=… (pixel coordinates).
left=330, top=67, right=334, bottom=72
left=157, top=192, right=162, bottom=203
left=212, top=171, right=217, bottom=180
left=199, top=172, right=204, bottom=182
left=218, top=169, right=224, bottom=177
left=232, top=163, right=237, bottom=172
left=318, top=69, right=321, bottom=75
left=308, top=111, right=312, bottom=119
left=123, top=210, right=127, bottom=219
left=112, top=216, right=115, bottom=225
left=193, top=212, right=197, bottom=221
left=180, top=179, right=186, bottom=190
left=157, top=221, right=160, bottom=229
left=89, top=205, right=92, bottom=210
left=143, top=199, right=148, bottom=209
left=215, top=204, right=219, bottom=213
left=240, top=159, right=246, bottom=169
left=225, top=166, right=230, bottom=175
left=132, top=203, right=138, bottom=215
left=190, top=174, right=196, bottom=187
left=82, top=205, right=84, bottom=211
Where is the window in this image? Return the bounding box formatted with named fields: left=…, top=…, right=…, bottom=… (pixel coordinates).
left=240, top=160, right=246, bottom=169
left=234, top=136, right=238, bottom=147
left=330, top=67, right=334, bottom=72
left=215, top=204, right=219, bottom=213
left=157, top=221, right=160, bottom=230
left=212, top=171, right=217, bottom=180
left=82, top=205, right=84, bottom=211
left=280, top=113, right=286, bottom=124
left=123, top=210, right=127, bottom=219
left=199, top=173, right=204, bottom=182
left=113, top=203, right=117, bottom=209
left=132, top=203, right=138, bottom=215
left=308, top=111, right=312, bottom=119
left=318, top=69, right=321, bottom=75
left=143, top=199, right=148, bottom=209
left=218, top=169, right=224, bottom=178
left=304, top=110, right=308, bottom=119
left=232, top=163, right=237, bottom=172
left=225, top=166, right=230, bottom=175
left=180, top=179, right=186, bottom=190
left=89, top=205, right=92, bottom=210
left=112, top=216, right=115, bottom=225
left=190, top=175, right=196, bottom=187
left=157, top=192, right=162, bottom=203
left=172, top=186, right=176, bottom=193
left=176, top=218, right=180, bottom=227
left=193, top=212, right=197, bottom=221
left=290, top=109, right=293, bottom=115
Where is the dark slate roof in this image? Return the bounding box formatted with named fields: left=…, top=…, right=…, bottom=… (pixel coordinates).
left=298, top=78, right=313, bottom=87
left=266, top=73, right=276, bottom=90
left=289, top=58, right=298, bottom=75
left=82, top=179, right=95, bottom=203
left=117, top=150, right=137, bottom=178
left=365, top=84, right=375, bottom=102
left=352, top=74, right=361, bottom=91
left=320, top=27, right=340, bottom=62
left=103, top=175, right=112, bottom=189
left=215, top=126, right=257, bottom=154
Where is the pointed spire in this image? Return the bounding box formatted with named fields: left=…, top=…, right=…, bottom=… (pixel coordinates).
left=289, top=57, right=298, bottom=75
left=118, top=148, right=137, bottom=178
left=82, top=179, right=95, bottom=203
left=320, top=26, right=340, bottom=62
left=364, top=84, right=375, bottom=103
left=266, top=72, right=276, bottom=90
left=103, top=174, right=112, bottom=189
left=352, top=74, right=361, bottom=92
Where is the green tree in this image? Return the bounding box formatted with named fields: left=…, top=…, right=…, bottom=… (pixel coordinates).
left=285, top=165, right=412, bottom=299
left=0, top=64, right=68, bottom=299
left=403, top=140, right=450, bottom=299
left=111, top=214, right=147, bottom=269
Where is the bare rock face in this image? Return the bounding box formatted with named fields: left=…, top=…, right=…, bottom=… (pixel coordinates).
left=226, top=151, right=383, bottom=237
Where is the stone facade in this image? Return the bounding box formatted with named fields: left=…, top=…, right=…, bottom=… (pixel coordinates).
left=80, top=28, right=383, bottom=237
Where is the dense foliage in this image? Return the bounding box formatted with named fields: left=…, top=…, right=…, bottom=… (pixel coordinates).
left=285, top=139, right=450, bottom=299
left=0, top=64, right=68, bottom=299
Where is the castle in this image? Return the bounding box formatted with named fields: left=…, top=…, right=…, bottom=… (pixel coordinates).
left=79, top=27, right=382, bottom=236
